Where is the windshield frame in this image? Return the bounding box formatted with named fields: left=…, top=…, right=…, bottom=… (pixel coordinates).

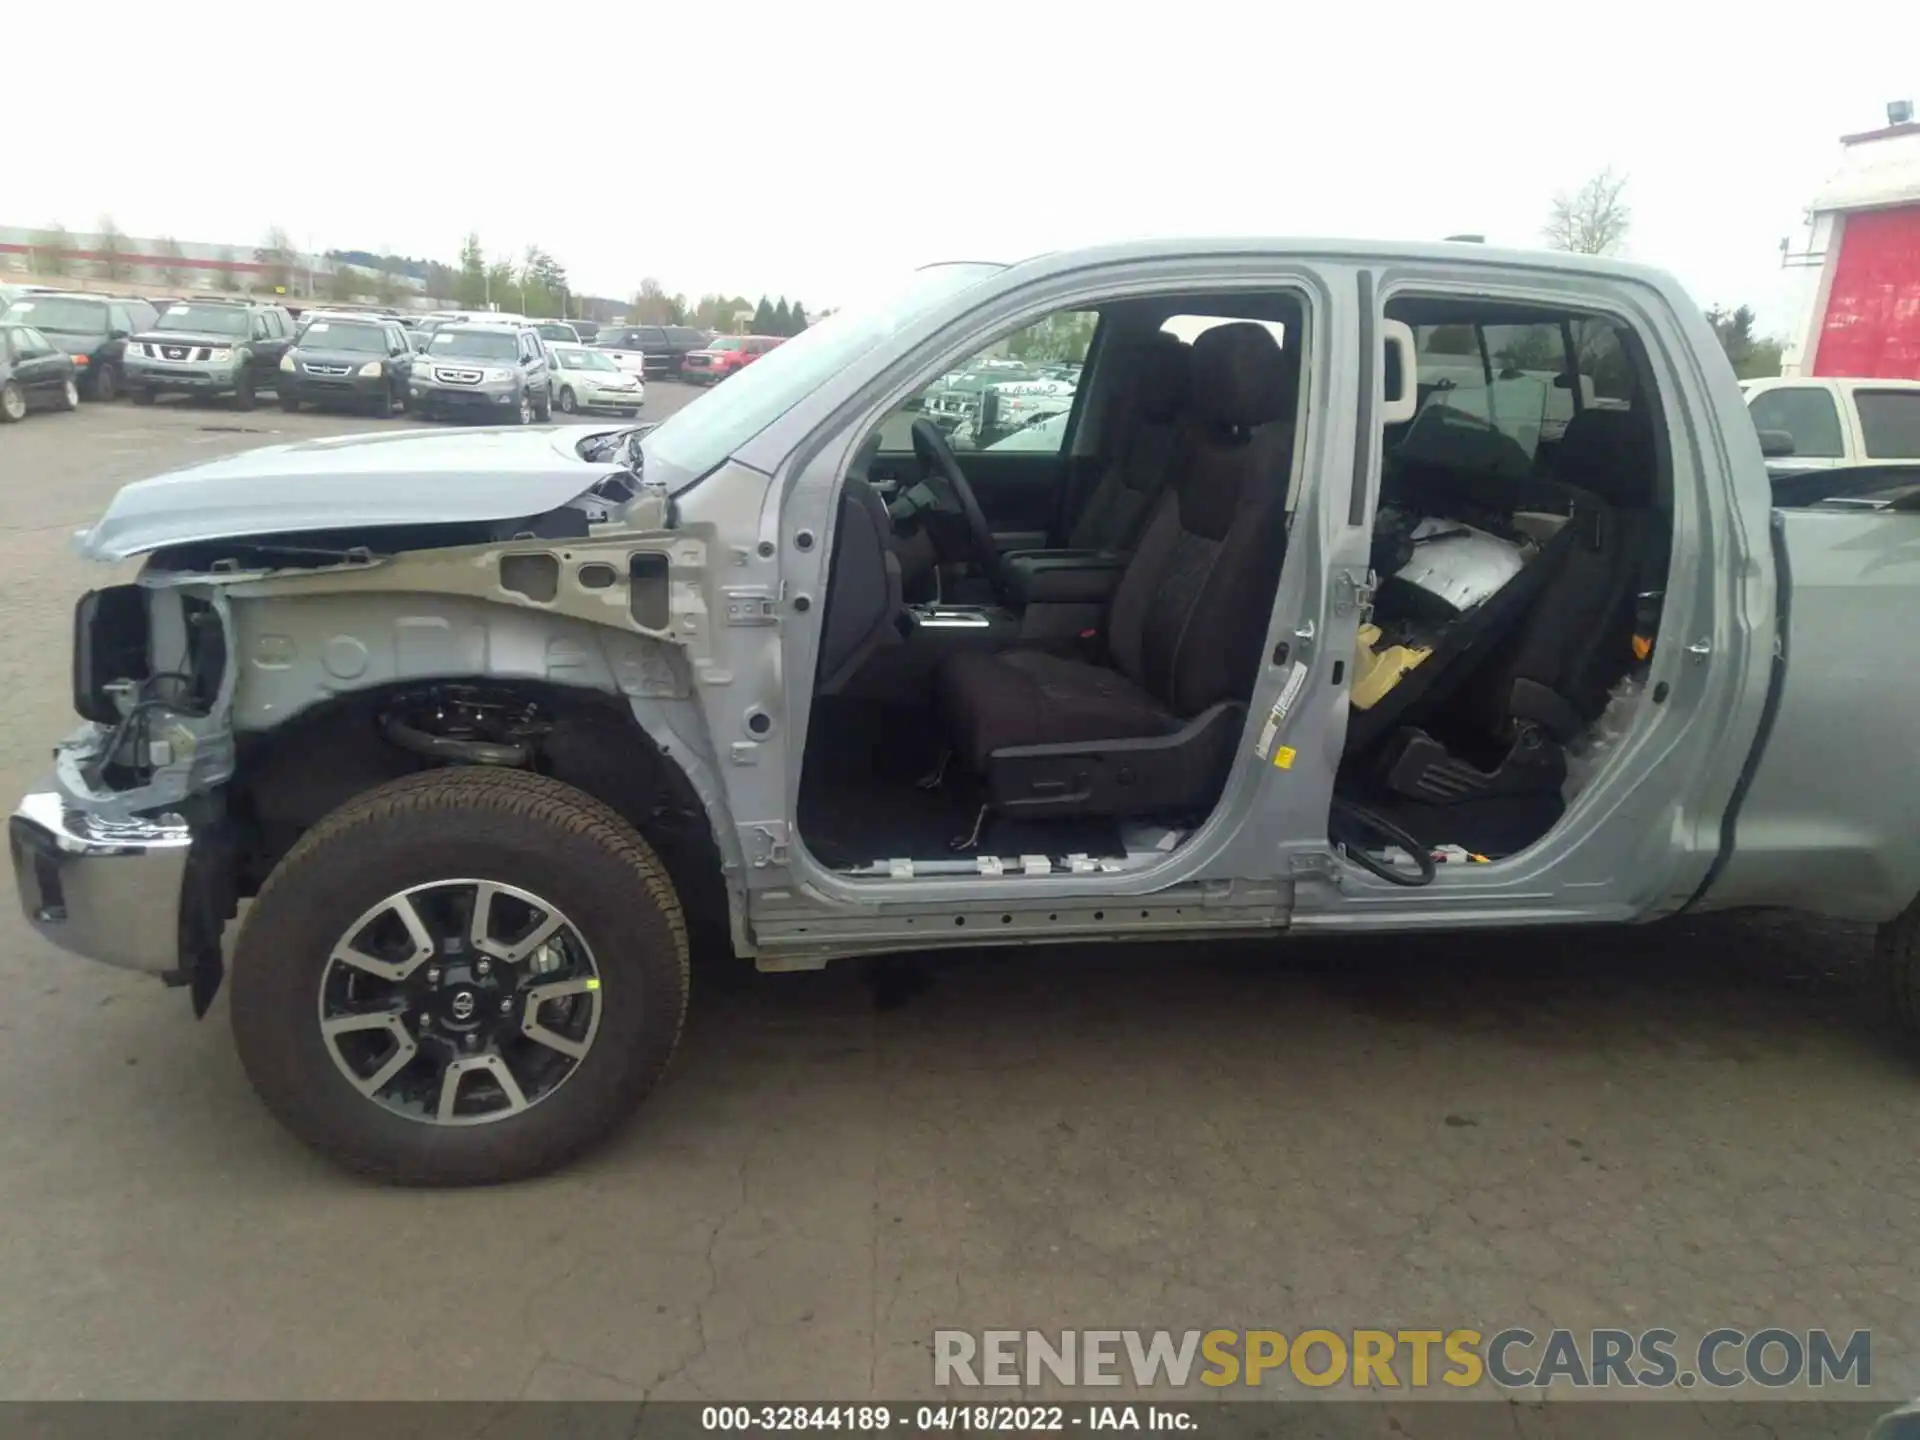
left=154, top=304, right=250, bottom=337
left=643, top=262, right=1002, bottom=488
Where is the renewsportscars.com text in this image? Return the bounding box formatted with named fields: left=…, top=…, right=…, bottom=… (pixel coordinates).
left=933, top=1328, right=1871, bottom=1390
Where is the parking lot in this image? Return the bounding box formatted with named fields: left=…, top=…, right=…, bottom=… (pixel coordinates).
left=0, top=397, right=1917, bottom=1404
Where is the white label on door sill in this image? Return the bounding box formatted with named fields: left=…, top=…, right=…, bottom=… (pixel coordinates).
left=1254, top=660, right=1309, bottom=758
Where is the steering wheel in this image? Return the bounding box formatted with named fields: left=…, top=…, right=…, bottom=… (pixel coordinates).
left=910, top=419, right=1000, bottom=590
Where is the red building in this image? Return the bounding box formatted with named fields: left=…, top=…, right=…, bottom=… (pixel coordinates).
left=1783, top=102, right=1920, bottom=379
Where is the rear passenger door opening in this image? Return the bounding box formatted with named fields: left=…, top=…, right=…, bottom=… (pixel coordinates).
left=795, top=287, right=1322, bottom=880
left=1329, top=293, right=1674, bottom=881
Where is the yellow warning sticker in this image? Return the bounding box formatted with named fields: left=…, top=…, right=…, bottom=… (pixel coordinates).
left=1272, top=745, right=1296, bottom=770
left=584, top=977, right=602, bottom=991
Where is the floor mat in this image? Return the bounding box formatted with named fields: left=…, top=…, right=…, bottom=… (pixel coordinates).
left=798, top=699, right=1127, bottom=869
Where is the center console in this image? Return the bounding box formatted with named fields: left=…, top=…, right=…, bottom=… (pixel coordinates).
left=1000, top=549, right=1130, bottom=642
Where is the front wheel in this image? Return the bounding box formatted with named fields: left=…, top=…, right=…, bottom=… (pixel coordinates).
left=513, top=388, right=533, bottom=425
left=535, top=386, right=553, bottom=421
left=130, top=386, right=155, bottom=406
left=232, top=371, right=256, bottom=412
left=58, top=378, right=80, bottom=411
left=280, top=393, right=302, bottom=413
left=91, top=362, right=118, bottom=402
left=0, top=381, right=24, bottom=423
left=230, top=768, right=690, bottom=1185
left=558, top=386, right=577, bottom=414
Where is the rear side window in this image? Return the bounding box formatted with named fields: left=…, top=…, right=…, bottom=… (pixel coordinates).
left=1856, top=390, right=1920, bottom=459
left=1749, top=387, right=1845, bottom=459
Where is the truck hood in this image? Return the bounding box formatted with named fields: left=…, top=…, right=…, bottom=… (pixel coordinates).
left=77, top=425, right=628, bottom=561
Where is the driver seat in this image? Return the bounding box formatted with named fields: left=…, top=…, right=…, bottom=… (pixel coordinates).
left=937, top=322, right=1298, bottom=819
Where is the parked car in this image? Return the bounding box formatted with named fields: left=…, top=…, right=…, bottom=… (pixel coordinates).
left=29, top=237, right=1920, bottom=1187
left=278, top=316, right=416, bottom=416
left=0, top=321, right=81, bottom=421
left=680, top=333, right=782, bottom=384
left=122, top=299, right=295, bottom=410
left=594, top=324, right=711, bottom=377
left=568, top=319, right=600, bottom=344
left=1743, top=376, right=1920, bottom=476
left=0, top=292, right=157, bottom=401
left=531, top=320, right=581, bottom=344
left=544, top=343, right=645, bottom=416
left=0, top=282, right=25, bottom=315
left=917, top=360, right=1038, bottom=433
left=409, top=322, right=552, bottom=424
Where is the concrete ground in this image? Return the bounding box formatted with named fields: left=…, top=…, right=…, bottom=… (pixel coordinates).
left=0, top=396, right=1915, bottom=1405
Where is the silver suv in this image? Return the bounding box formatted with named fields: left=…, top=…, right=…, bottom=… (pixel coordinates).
left=409, top=322, right=552, bottom=424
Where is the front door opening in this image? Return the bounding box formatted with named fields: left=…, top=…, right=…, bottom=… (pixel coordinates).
left=797, top=291, right=1309, bottom=876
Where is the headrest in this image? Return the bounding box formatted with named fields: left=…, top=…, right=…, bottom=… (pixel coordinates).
left=1554, top=407, right=1655, bottom=504
left=1131, top=333, right=1192, bottom=423
left=1191, top=322, right=1292, bottom=430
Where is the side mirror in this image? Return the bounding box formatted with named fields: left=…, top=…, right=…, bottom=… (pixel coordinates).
left=109, top=329, right=129, bottom=341
left=1757, top=428, right=1797, bottom=458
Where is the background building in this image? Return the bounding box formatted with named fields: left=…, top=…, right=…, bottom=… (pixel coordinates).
left=1780, top=101, right=1920, bottom=379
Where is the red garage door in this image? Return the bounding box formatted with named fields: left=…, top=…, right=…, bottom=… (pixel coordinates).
left=1815, top=204, right=1920, bottom=379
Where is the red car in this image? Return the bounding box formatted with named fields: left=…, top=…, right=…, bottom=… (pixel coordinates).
left=681, top=333, right=783, bottom=383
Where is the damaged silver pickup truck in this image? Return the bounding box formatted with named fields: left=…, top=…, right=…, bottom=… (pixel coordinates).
left=14, top=238, right=1920, bottom=1186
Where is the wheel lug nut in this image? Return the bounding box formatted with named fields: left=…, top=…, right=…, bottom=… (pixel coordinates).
left=476, top=959, right=491, bottom=977
left=419, top=1015, right=434, bottom=1030
left=499, top=996, right=514, bottom=1015
left=462, top=1033, right=480, bottom=1052
left=426, top=966, right=442, bottom=985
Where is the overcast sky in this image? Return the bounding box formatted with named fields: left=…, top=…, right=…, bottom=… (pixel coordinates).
left=10, top=4, right=1913, bottom=329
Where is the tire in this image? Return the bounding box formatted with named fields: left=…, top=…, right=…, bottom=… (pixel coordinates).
left=230, top=768, right=691, bottom=1186
left=624, top=407, right=642, bottom=419
left=535, top=386, right=553, bottom=422
left=280, top=393, right=301, bottom=413
left=0, top=381, right=23, bottom=423
left=130, top=386, right=155, bottom=406
left=513, top=388, right=533, bottom=425
left=91, top=361, right=118, bottom=402
left=559, top=386, right=577, bottom=414
left=232, top=370, right=256, bottom=412
left=58, top=378, right=80, bottom=411
left=1878, top=898, right=1920, bottom=1061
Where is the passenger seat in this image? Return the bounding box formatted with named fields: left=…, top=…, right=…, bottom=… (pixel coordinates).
left=1060, top=333, right=1193, bottom=553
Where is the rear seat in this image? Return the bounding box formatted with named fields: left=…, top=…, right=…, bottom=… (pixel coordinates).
left=1375, top=405, right=1664, bottom=809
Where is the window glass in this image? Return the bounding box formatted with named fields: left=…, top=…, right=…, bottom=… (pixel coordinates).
left=296, top=321, right=389, bottom=353
left=108, top=305, right=132, bottom=334
left=644, top=261, right=1002, bottom=484
left=156, top=303, right=250, bottom=337
left=1855, top=390, right=1920, bottom=459
left=5, top=296, right=109, bottom=334
left=1748, top=387, right=1844, bottom=459
left=554, top=346, right=617, bottom=372
left=430, top=328, right=519, bottom=361
left=1407, top=319, right=1594, bottom=457
left=884, top=309, right=1095, bottom=454
left=638, top=327, right=667, bottom=345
